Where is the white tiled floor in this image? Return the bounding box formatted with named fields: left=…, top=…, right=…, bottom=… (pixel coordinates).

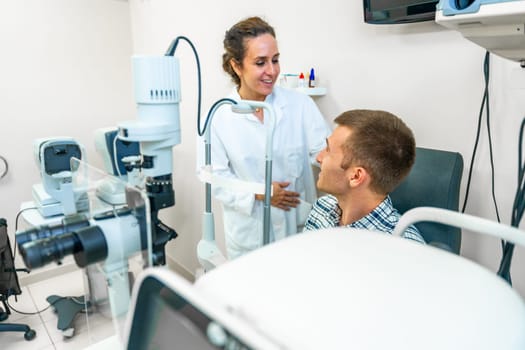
left=2, top=269, right=116, bottom=350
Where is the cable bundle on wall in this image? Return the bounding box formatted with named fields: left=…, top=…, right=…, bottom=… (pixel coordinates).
left=461, top=51, right=501, bottom=222
left=497, top=118, right=525, bottom=283
left=458, top=52, right=525, bottom=284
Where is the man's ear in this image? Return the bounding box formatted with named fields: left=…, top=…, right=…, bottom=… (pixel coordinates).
left=347, top=166, right=368, bottom=188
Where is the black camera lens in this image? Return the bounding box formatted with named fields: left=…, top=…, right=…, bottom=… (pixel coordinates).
left=18, top=225, right=108, bottom=270
left=19, top=233, right=81, bottom=269
left=16, top=214, right=89, bottom=247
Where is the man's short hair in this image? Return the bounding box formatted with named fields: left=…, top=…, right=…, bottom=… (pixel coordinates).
left=334, top=109, right=416, bottom=194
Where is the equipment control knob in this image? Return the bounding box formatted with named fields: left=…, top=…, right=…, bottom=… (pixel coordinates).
left=206, top=321, right=228, bottom=347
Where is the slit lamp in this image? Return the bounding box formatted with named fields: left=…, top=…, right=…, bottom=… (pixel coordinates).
left=197, top=99, right=276, bottom=271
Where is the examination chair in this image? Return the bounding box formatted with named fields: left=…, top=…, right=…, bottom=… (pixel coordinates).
left=0, top=218, right=36, bottom=340
left=390, top=147, right=464, bottom=253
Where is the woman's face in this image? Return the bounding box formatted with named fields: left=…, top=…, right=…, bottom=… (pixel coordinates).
left=232, top=33, right=280, bottom=101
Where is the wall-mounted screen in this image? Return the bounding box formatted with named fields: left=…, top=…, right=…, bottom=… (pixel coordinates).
left=363, top=0, right=439, bottom=24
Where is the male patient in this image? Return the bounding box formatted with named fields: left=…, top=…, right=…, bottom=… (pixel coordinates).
left=304, top=109, right=425, bottom=243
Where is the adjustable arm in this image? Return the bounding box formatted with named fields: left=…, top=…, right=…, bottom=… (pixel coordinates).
left=394, top=207, right=525, bottom=248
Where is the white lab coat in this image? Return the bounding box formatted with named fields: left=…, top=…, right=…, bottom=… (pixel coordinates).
left=210, top=86, right=331, bottom=259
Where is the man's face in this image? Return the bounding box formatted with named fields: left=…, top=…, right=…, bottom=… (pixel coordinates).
left=316, top=126, right=352, bottom=195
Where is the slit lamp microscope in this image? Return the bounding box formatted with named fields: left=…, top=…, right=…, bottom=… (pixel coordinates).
left=16, top=44, right=185, bottom=322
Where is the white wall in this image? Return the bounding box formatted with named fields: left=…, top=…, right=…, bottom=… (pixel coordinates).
left=2, top=0, right=524, bottom=298
left=129, top=0, right=525, bottom=296
left=0, top=1, right=134, bottom=231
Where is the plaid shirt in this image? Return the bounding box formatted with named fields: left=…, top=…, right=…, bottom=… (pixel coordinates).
left=304, top=195, right=426, bottom=244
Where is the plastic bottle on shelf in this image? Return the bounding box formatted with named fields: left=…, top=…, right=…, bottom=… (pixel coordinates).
left=298, top=72, right=305, bottom=88
left=308, top=68, right=316, bottom=88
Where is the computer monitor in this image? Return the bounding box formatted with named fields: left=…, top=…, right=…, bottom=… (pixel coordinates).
left=363, top=0, right=439, bottom=24
left=123, top=268, right=275, bottom=350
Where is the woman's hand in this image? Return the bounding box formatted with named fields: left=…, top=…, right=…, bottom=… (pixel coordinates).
left=256, top=181, right=300, bottom=211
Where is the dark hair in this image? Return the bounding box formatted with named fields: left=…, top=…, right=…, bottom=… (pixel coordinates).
left=222, top=16, right=276, bottom=87
left=334, top=109, right=416, bottom=194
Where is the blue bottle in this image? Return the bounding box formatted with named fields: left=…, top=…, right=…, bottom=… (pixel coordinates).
left=308, top=68, right=316, bottom=88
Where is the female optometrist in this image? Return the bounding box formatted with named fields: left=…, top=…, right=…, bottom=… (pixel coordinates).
left=211, top=16, right=331, bottom=259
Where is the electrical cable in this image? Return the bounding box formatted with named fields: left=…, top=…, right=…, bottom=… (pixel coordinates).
left=459, top=52, right=511, bottom=282
left=200, top=98, right=237, bottom=137
left=14, top=206, right=38, bottom=264
left=7, top=294, right=90, bottom=316
left=164, top=38, right=240, bottom=144
left=6, top=295, right=68, bottom=316
left=460, top=52, right=501, bottom=221
left=165, top=36, right=202, bottom=137
left=165, top=37, right=238, bottom=137
left=0, top=155, right=7, bottom=180
left=1, top=207, right=37, bottom=312
left=461, top=52, right=489, bottom=214
left=483, top=54, right=501, bottom=224
left=3, top=206, right=69, bottom=316
left=497, top=117, right=525, bottom=283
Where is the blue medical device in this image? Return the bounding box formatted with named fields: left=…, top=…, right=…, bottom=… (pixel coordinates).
left=436, top=0, right=525, bottom=66
left=438, top=0, right=522, bottom=16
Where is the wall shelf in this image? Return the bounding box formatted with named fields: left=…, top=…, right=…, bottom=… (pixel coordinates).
left=295, top=87, right=327, bottom=96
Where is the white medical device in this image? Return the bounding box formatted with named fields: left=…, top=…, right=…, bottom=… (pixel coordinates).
left=122, top=267, right=277, bottom=350
left=121, top=216, right=525, bottom=349
left=113, top=54, right=181, bottom=267
left=17, top=206, right=144, bottom=318
left=118, top=55, right=181, bottom=180
left=197, top=99, right=276, bottom=272
left=32, top=137, right=89, bottom=217
left=436, top=0, right=525, bottom=66
left=17, top=43, right=186, bottom=319
left=94, top=127, right=141, bottom=205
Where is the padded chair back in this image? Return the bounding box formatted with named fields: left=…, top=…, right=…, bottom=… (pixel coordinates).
left=0, top=218, right=36, bottom=341
left=0, top=219, right=21, bottom=297
left=390, top=147, right=463, bottom=253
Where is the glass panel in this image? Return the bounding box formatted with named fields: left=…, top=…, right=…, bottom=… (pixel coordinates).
left=68, top=157, right=152, bottom=344
left=14, top=157, right=151, bottom=346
